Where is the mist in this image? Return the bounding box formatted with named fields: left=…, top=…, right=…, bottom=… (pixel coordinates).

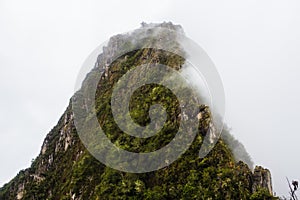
left=180, top=63, right=253, bottom=169
left=1, top=0, right=300, bottom=197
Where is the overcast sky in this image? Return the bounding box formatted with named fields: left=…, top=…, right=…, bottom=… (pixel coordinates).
left=1, top=0, right=300, bottom=197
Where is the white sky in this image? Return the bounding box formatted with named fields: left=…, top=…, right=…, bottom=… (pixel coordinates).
left=1, top=0, right=300, bottom=197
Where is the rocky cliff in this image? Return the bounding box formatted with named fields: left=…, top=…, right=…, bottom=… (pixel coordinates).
left=0, top=22, right=276, bottom=200
left=252, top=166, right=273, bottom=194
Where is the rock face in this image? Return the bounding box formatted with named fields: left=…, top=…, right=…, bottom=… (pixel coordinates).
left=252, top=166, right=273, bottom=195
left=0, top=22, right=276, bottom=200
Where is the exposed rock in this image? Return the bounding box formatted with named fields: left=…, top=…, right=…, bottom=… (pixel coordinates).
left=252, top=166, right=273, bottom=194
left=30, top=174, right=44, bottom=182
left=41, top=139, right=48, bottom=155
left=16, top=183, right=24, bottom=200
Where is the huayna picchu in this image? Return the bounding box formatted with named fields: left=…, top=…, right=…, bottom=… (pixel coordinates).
left=0, top=22, right=277, bottom=200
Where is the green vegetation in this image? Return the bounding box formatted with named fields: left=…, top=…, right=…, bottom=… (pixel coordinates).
left=250, top=188, right=277, bottom=200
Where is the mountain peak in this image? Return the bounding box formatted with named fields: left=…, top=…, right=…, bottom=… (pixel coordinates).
left=0, top=23, right=276, bottom=200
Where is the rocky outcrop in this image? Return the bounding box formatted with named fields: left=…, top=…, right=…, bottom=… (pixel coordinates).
left=252, top=166, right=273, bottom=195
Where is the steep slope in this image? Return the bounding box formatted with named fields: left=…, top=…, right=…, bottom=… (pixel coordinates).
left=0, top=22, right=276, bottom=200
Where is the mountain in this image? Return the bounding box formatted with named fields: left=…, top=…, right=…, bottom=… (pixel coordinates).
left=0, top=22, right=277, bottom=200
